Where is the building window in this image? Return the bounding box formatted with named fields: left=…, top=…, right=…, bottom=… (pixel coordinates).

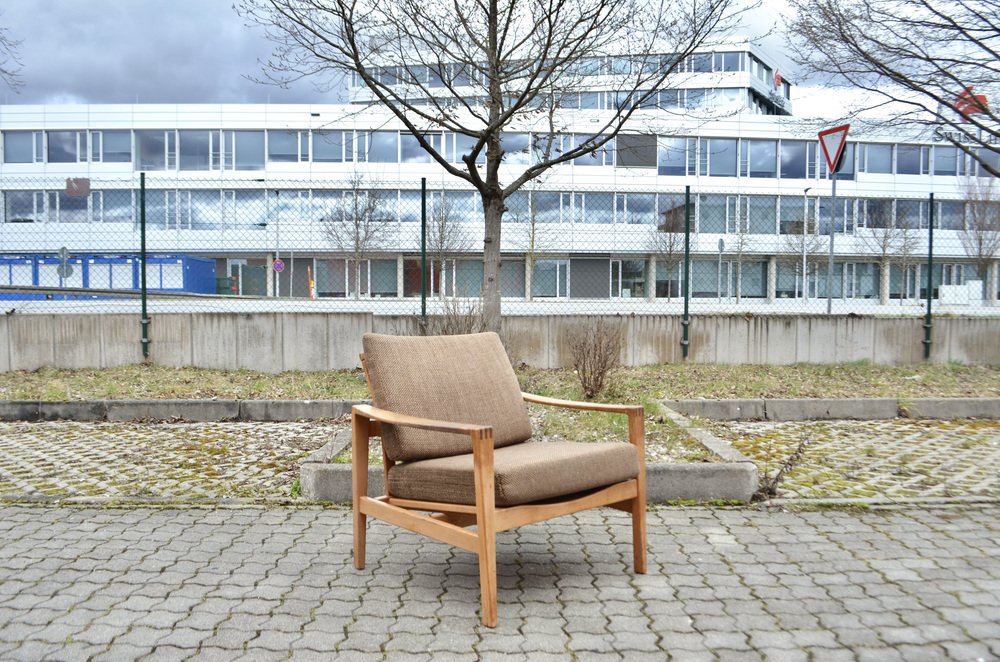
left=135, top=130, right=173, bottom=170
left=860, top=198, right=893, bottom=229
left=780, top=140, right=808, bottom=179
left=932, top=146, right=966, bottom=176
left=367, top=131, right=398, bottom=162
left=748, top=195, right=777, bottom=234
left=818, top=197, right=856, bottom=234
left=532, top=191, right=562, bottom=223
left=699, top=194, right=726, bottom=233
left=778, top=196, right=807, bottom=235
left=977, top=147, right=1000, bottom=176
left=938, top=200, right=965, bottom=230
left=268, top=130, right=306, bottom=163
left=699, top=138, right=737, bottom=177
left=532, top=259, right=569, bottom=297
left=313, top=130, right=351, bottom=162
left=611, top=259, right=646, bottom=297
left=100, top=131, right=132, bottom=163
left=895, top=198, right=926, bottom=229
left=452, top=260, right=483, bottom=297
left=616, top=192, right=655, bottom=224
left=822, top=143, right=855, bottom=180
left=896, top=145, right=929, bottom=175
left=573, top=135, right=613, bottom=166
left=501, top=133, right=531, bottom=165
left=3, top=131, right=42, bottom=163
left=47, top=131, right=87, bottom=163
left=4, top=190, right=44, bottom=222
left=500, top=259, right=526, bottom=297
left=616, top=134, right=656, bottom=168
left=741, top=139, right=777, bottom=178
left=455, top=133, right=485, bottom=165
left=658, top=137, right=688, bottom=176
left=179, top=131, right=217, bottom=170
left=400, top=134, right=432, bottom=163
left=226, top=131, right=265, bottom=170
left=713, top=51, right=744, bottom=72
left=859, top=143, right=892, bottom=174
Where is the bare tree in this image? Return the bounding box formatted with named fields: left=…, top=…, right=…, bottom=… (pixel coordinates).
left=508, top=188, right=556, bottom=302
left=321, top=174, right=394, bottom=299
left=426, top=192, right=474, bottom=298
left=786, top=0, right=1000, bottom=176
left=780, top=202, right=826, bottom=300
left=648, top=197, right=686, bottom=301
left=960, top=178, right=1000, bottom=304
left=240, top=0, right=746, bottom=330
left=0, top=14, right=21, bottom=91
left=856, top=201, right=921, bottom=304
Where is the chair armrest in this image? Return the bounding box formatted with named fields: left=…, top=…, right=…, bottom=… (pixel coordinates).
left=521, top=393, right=645, bottom=454
left=352, top=403, right=491, bottom=436
left=522, top=392, right=643, bottom=416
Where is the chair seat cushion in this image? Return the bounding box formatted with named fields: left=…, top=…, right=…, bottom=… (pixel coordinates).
left=387, top=441, right=640, bottom=507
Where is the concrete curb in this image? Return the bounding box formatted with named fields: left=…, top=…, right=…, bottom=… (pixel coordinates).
left=299, top=462, right=761, bottom=504
left=0, top=399, right=365, bottom=422
left=300, top=403, right=760, bottom=504
left=665, top=397, right=1000, bottom=421
left=3, top=398, right=998, bottom=422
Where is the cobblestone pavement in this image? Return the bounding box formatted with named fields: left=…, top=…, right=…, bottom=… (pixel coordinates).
left=0, top=503, right=996, bottom=661
left=0, top=422, right=339, bottom=500
left=709, top=419, right=1000, bottom=500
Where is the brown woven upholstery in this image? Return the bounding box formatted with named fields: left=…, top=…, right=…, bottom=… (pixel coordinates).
left=387, top=440, right=640, bottom=507
left=362, top=332, right=532, bottom=462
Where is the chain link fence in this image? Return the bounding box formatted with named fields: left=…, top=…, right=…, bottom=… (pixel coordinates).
left=0, top=174, right=996, bottom=331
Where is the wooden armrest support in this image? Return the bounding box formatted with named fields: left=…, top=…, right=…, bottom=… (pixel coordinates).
left=521, top=393, right=645, bottom=453
left=352, top=403, right=491, bottom=437
left=522, top=392, right=643, bottom=417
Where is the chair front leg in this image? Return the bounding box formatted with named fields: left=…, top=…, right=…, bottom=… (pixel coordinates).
left=628, top=408, right=647, bottom=574
left=472, top=429, right=498, bottom=627
left=352, top=409, right=370, bottom=570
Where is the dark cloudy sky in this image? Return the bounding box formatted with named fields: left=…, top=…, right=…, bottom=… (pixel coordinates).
left=0, top=0, right=794, bottom=107
left=0, top=1, right=324, bottom=105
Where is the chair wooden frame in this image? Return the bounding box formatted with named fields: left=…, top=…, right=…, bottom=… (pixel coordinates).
left=352, top=367, right=647, bottom=627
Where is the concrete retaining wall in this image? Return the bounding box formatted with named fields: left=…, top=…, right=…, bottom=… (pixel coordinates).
left=2, top=312, right=999, bottom=372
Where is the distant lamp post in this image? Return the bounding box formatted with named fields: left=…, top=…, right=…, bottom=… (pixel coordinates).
left=717, top=237, right=725, bottom=302
left=803, top=187, right=812, bottom=300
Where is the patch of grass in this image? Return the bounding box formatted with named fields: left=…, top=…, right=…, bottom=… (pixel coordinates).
left=2, top=362, right=998, bottom=402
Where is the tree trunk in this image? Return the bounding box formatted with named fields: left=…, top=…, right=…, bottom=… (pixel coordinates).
left=482, top=194, right=504, bottom=333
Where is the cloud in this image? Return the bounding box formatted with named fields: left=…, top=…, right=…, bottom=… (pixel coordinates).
left=1, top=0, right=324, bottom=104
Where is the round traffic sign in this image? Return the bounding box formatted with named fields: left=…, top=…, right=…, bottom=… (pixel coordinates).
left=272, top=259, right=285, bottom=273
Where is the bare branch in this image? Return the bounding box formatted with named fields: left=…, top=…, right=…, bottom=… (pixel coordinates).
left=786, top=0, right=1000, bottom=176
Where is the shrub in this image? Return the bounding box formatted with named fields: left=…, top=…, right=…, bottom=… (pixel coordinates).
left=567, top=319, right=624, bottom=399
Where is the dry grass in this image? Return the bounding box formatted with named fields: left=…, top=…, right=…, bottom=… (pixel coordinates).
left=1, top=361, right=997, bottom=403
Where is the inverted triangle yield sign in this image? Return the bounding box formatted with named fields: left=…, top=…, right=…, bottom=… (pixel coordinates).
left=818, top=124, right=850, bottom=173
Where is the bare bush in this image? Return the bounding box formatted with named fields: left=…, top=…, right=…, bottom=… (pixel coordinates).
left=429, top=298, right=489, bottom=336
left=424, top=298, right=518, bottom=366
left=567, top=320, right=625, bottom=399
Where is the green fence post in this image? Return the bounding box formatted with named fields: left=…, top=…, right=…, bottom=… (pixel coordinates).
left=923, top=192, right=934, bottom=361
left=140, top=172, right=150, bottom=360
left=682, top=185, right=691, bottom=360
left=420, top=177, right=427, bottom=329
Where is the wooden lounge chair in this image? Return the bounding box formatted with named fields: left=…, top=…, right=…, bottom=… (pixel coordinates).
left=351, top=331, right=646, bottom=627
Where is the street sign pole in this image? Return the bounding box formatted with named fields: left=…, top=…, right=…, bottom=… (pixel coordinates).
left=818, top=124, right=850, bottom=316
left=828, top=173, right=836, bottom=314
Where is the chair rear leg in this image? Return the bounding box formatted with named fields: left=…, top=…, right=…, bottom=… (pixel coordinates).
left=631, top=496, right=647, bottom=574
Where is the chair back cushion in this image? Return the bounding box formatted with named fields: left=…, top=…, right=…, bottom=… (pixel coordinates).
left=362, top=332, right=532, bottom=462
